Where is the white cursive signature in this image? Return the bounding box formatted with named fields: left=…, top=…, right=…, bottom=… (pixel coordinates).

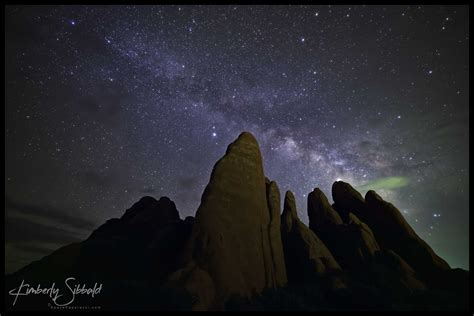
left=8, top=277, right=102, bottom=307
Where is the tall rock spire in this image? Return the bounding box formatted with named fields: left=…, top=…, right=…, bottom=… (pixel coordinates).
left=176, top=132, right=287, bottom=310
left=281, top=190, right=345, bottom=290
left=265, top=179, right=288, bottom=288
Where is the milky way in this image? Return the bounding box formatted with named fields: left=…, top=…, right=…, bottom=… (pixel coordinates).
left=5, top=5, right=469, bottom=273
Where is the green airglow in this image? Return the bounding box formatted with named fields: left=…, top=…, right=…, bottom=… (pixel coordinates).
left=356, top=176, right=410, bottom=192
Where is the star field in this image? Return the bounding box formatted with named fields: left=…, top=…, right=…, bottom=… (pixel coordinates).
left=5, top=5, right=469, bottom=273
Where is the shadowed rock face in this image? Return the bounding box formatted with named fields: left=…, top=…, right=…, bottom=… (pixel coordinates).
left=330, top=182, right=450, bottom=285
left=167, top=262, right=216, bottom=311
left=6, top=243, right=83, bottom=284
left=76, top=196, right=189, bottom=281
left=332, top=181, right=450, bottom=286
left=7, top=196, right=191, bottom=284
left=176, top=132, right=287, bottom=310
left=121, top=196, right=180, bottom=227
left=371, top=249, right=427, bottom=293
left=281, top=191, right=345, bottom=290
left=364, top=190, right=450, bottom=282
left=308, top=188, right=343, bottom=231
left=332, top=181, right=366, bottom=222
left=346, top=213, right=380, bottom=261
left=308, top=188, right=379, bottom=269
left=307, top=183, right=459, bottom=296
left=265, top=180, right=288, bottom=288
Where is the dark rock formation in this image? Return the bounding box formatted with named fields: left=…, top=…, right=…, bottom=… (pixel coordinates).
left=6, top=195, right=193, bottom=308
left=371, top=249, right=426, bottom=293
left=174, top=132, right=287, bottom=310
left=6, top=242, right=82, bottom=283
left=346, top=212, right=380, bottom=261
left=307, top=182, right=467, bottom=309
left=281, top=191, right=345, bottom=290
left=265, top=179, right=288, bottom=288
left=332, top=181, right=366, bottom=222
left=167, top=262, right=216, bottom=311
left=121, top=196, right=180, bottom=226
left=308, top=188, right=343, bottom=230
left=330, top=182, right=450, bottom=284
left=76, top=196, right=189, bottom=282
left=4, top=132, right=468, bottom=311
left=364, top=190, right=450, bottom=284
left=308, top=188, right=379, bottom=269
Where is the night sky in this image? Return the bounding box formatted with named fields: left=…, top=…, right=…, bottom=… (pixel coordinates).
left=5, top=5, right=469, bottom=274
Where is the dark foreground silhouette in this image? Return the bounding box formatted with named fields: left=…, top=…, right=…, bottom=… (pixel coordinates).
left=5, top=132, right=469, bottom=311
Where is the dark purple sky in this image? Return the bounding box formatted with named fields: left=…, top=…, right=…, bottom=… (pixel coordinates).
left=5, top=5, right=469, bottom=273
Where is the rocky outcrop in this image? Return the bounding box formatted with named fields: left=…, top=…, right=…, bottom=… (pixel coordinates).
left=332, top=181, right=450, bottom=285
left=167, top=262, right=216, bottom=311
left=371, top=249, right=426, bottom=293
left=76, top=196, right=189, bottom=281
left=308, top=188, right=343, bottom=231
left=332, top=181, right=366, bottom=222
left=7, top=196, right=191, bottom=285
left=308, top=188, right=379, bottom=269
left=176, top=132, right=287, bottom=310
left=6, top=242, right=82, bottom=283
left=265, top=179, right=288, bottom=288
left=5, top=132, right=468, bottom=311
left=331, top=182, right=450, bottom=285
left=121, top=196, right=180, bottom=226
left=364, top=190, right=450, bottom=283
left=281, top=191, right=345, bottom=290
left=346, top=213, right=380, bottom=261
